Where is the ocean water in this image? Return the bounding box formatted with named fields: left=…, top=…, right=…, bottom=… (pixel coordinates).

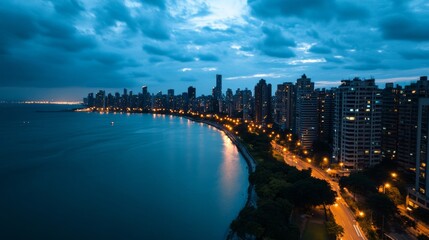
left=0, top=104, right=248, bottom=240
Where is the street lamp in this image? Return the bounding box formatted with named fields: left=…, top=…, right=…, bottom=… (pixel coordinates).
left=382, top=183, right=391, bottom=194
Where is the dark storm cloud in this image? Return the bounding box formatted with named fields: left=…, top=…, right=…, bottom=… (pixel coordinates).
left=95, top=1, right=139, bottom=32
left=345, top=63, right=389, bottom=71
left=81, top=52, right=124, bottom=66
left=95, top=0, right=170, bottom=40
left=0, top=7, right=39, bottom=53
left=0, top=1, right=142, bottom=89
left=258, top=26, right=296, bottom=58
left=140, top=0, right=166, bottom=10
left=51, top=0, right=85, bottom=16
left=325, top=57, right=344, bottom=64
left=335, top=1, right=370, bottom=21
left=380, top=14, right=429, bottom=41
left=132, top=72, right=150, bottom=78
left=198, top=53, right=219, bottom=62
left=143, top=44, right=194, bottom=62
left=143, top=45, right=220, bottom=62
left=399, top=49, right=429, bottom=60
left=180, top=77, right=198, bottom=82
left=309, top=45, right=332, bottom=54
left=249, top=0, right=369, bottom=22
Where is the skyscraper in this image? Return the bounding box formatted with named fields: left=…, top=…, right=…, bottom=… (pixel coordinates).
left=254, top=79, right=272, bottom=124
left=397, top=76, right=429, bottom=170
left=407, top=98, right=429, bottom=210
left=332, top=78, right=382, bottom=170
left=274, top=82, right=295, bottom=131
left=316, top=88, right=335, bottom=144
left=381, top=83, right=402, bottom=161
left=295, top=74, right=318, bottom=149
left=188, top=86, right=196, bottom=111
left=215, top=74, right=222, bottom=99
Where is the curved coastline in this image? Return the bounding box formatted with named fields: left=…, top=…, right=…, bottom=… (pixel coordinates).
left=75, top=109, right=257, bottom=239
left=182, top=116, right=257, bottom=239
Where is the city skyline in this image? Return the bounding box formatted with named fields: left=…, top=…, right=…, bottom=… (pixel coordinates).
left=1, top=0, right=429, bottom=101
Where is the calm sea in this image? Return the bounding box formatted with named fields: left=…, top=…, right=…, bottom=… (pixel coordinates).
left=0, top=104, right=248, bottom=240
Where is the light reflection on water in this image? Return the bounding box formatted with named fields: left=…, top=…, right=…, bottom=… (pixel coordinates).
left=0, top=104, right=248, bottom=240
left=220, top=134, right=242, bottom=200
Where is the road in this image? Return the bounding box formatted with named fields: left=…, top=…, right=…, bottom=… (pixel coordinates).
left=272, top=142, right=366, bottom=240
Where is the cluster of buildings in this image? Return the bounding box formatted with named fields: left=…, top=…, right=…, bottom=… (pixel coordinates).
left=84, top=74, right=429, bottom=211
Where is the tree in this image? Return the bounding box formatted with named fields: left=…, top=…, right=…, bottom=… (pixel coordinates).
left=339, top=173, right=376, bottom=196
left=326, top=221, right=344, bottom=239
left=288, top=178, right=336, bottom=211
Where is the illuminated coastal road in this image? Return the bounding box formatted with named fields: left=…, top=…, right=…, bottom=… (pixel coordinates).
left=272, top=143, right=366, bottom=240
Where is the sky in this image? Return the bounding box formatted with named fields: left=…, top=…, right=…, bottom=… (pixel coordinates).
left=1, top=0, right=429, bottom=101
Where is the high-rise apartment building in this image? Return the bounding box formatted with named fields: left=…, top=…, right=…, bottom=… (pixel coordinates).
left=316, top=88, right=335, bottom=144
left=254, top=79, right=272, bottom=124
left=381, top=83, right=402, bottom=161
left=397, top=76, right=429, bottom=170
left=407, top=98, right=429, bottom=210
left=332, top=78, right=382, bottom=170
left=274, top=82, right=295, bottom=131
left=214, top=74, right=222, bottom=99
left=188, top=86, right=196, bottom=111
left=295, top=74, right=318, bottom=149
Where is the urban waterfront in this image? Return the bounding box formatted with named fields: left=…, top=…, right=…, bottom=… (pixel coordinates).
left=0, top=104, right=248, bottom=239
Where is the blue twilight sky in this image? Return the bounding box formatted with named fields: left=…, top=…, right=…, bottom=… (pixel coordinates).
left=0, top=0, right=429, bottom=101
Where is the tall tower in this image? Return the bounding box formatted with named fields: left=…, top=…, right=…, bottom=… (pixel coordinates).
left=381, top=83, right=402, bottom=161
left=215, top=74, right=222, bottom=99
left=397, top=76, right=429, bottom=170
left=407, top=98, right=429, bottom=210
left=188, top=86, right=196, bottom=111
left=295, top=74, right=318, bottom=149
left=332, top=78, right=382, bottom=170
left=254, top=79, right=272, bottom=124
left=274, top=82, right=295, bottom=131
left=316, top=88, right=335, bottom=144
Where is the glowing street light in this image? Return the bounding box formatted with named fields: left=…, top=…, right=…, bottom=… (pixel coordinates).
left=391, top=172, right=397, bottom=178
left=359, top=211, right=365, bottom=217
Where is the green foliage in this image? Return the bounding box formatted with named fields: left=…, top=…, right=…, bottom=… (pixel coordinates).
left=326, top=221, right=344, bottom=239
left=418, top=234, right=429, bottom=240
left=231, top=124, right=338, bottom=240
left=366, top=193, right=397, bottom=218
left=339, top=172, right=376, bottom=195
left=287, top=178, right=336, bottom=208
left=385, top=186, right=404, bottom=205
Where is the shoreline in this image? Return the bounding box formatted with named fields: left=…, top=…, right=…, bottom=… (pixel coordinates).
left=181, top=115, right=258, bottom=240
left=75, top=109, right=257, bottom=239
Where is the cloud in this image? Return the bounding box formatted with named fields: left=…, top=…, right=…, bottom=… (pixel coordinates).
left=51, top=0, right=85, bottom=16
left=380, top=14, right=429, bottom=41
left=180, top=77, right=197, bottom=82
left=198, top=53, right=219, bottom=62
left=309, top=45, right=332, bottom=54
left=289, top=58, right=326, bottom=65
left=226, top=73, right=284, bottom=80
left=248, top=0, right=369, bottom=22
left=249, top=0, right=335, bottom=21
left=258, top=26, right=296, bottom=58
left=180, top=68, right=192, bottom=72
left=399, top=49, right=429, bottom=60
left=202, top=67, right=217, bottom=71
left=95, top=1, right=138, bottom=32
left=345, top=63, right=389, bottom=71
left=140, top=0, right=166, bottom=10
left=142, top=44, right=194, bottom=62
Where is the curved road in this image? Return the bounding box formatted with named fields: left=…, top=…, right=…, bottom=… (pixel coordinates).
left=272, top=142, right=366, bottom=240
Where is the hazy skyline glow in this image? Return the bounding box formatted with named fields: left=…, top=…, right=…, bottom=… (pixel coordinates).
left=1, top=0, right=428, bottom=100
